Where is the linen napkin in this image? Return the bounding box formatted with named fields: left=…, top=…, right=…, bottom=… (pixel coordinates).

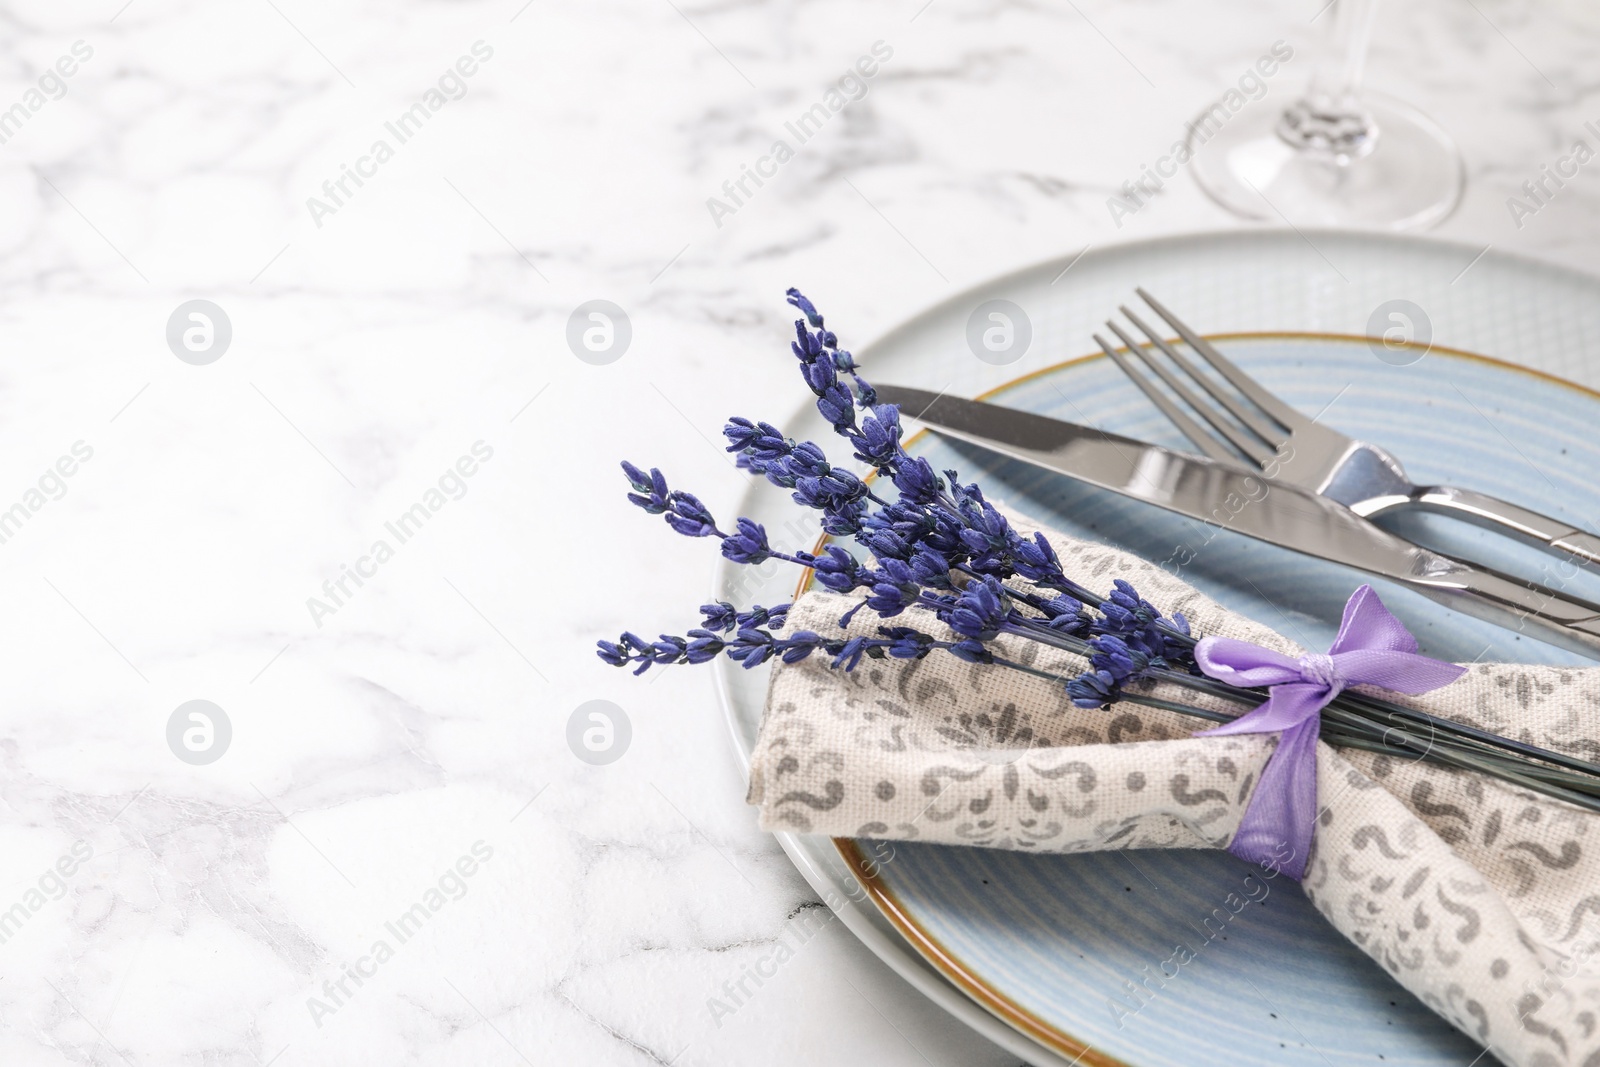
left=746, top=509, right=1600, bottom=1067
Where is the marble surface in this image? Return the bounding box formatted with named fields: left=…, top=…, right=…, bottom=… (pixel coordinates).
left=2, top=1, right=1599, bottom=1065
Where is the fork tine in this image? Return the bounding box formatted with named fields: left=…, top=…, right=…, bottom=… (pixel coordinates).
left=1135, top=288, right=1308, bottom=430
left=1093, top=332, right=1236, bottom=465
left=1105, top=320, right=1276, bottom=467
left=1120, top=306, right=1286, bottom=449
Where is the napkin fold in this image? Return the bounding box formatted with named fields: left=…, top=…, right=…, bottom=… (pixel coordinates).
left=746, top=510, right=1600, bottom=1067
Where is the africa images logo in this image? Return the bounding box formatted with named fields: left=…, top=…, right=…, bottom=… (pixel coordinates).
left=305, top=441, right=494, bottom=627
left=704, top=40, right=893, bottom=228
left=306, top=841, right=495, bottom=1028
left=305, top=41, right=495, bottom=228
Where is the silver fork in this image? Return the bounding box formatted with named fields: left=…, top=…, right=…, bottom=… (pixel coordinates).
left=1095, top=289, right=1600, bottom=568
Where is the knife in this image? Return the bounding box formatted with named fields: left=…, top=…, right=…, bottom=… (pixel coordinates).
left=874, top=384, right=1600, bottom=659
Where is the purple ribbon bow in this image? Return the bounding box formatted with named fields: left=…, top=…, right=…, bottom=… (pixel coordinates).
left=1194, top=585, right=1465, bottom=880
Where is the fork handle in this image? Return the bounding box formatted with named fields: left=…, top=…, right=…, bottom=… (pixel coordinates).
left=1357, top=485, right=1600, bottom=568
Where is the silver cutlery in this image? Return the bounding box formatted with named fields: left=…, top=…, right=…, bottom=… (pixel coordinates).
left=1096, top=289, right=1600, bottom=568
left=872, top=384, right=1600, bottom=659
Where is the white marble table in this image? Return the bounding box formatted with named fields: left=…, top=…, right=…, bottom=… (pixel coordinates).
left=2, top=1, right=1598, bottom=1064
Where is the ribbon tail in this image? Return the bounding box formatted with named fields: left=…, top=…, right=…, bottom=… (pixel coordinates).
left=1225, top=716, right=1320, bottom=880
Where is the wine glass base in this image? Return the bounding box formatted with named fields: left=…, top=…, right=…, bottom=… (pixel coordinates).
left=1186, top=92, right=1464, bottom=231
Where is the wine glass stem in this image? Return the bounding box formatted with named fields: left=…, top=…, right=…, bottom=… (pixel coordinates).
left=1316, top=0, right=1378, bottom=101
left=1278, top=0, right=1382, bottom=161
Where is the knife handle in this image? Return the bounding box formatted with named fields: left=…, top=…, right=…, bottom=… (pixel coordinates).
left=1366, top=485, right=1600, bottom=568
left=1409, top=559, right=1600, bottom=659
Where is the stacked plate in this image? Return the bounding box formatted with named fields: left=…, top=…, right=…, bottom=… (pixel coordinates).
left=714, top=231, right=1600, bottom=1066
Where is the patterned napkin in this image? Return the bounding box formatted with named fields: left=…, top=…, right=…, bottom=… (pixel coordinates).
left=746, top=509, right=1600, bottom=1067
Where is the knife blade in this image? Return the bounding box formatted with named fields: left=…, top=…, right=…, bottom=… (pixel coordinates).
left=874, top=384, right=1600, bottom=656
left=877, top=384, right=1446, bottom=580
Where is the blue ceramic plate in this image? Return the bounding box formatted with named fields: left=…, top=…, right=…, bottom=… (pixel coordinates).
left=713, top=231, right=1600, bottom=1067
